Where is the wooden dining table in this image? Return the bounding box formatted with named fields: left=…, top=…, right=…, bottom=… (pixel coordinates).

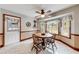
left=34, top=32, right=53, bottom=38
left=34, top=32, right=53, bottom=49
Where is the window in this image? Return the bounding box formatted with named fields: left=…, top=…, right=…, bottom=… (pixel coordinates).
left=47, top=20, right=59, bottom=34
left=38, top=13, right=72, bottom=39
left=60, top=16, right=72, bottom=38
left=46, top=14, right=72, bottom=39
left=39, top=21, right=46, bottom=33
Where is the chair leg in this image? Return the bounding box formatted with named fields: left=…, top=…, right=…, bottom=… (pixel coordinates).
left=52, top=44, right=55, bottom=54
left=54, top=43, right=57, bottom=49
left=36, top=49, right=39, bottom=54
left=36, top=47, right=40, bottom=54
left=31, top=45, right=34, bottom=51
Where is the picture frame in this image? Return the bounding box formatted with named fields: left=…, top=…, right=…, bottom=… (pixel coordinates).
left=5, top=15, right=20, bottom=31
left=26, top=22, right=31, bottom=27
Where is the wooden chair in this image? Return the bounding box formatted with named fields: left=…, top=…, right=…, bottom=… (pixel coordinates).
left=46, top=34, right=57, bottom=53
left=31, top=34, right=43, bottom=54
left=51, top=34, right=57, bottom=49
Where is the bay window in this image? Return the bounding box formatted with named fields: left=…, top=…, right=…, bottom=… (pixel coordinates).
left=47, top=20, right=59, bottom=34
left=38, top=13, right=72, bottom=39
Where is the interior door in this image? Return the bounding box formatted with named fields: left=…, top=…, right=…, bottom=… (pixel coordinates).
left=3, top=14, right=21, bottom=46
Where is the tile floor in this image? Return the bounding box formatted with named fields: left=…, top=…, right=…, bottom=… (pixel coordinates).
left=0, top=39, right=79, bottom=54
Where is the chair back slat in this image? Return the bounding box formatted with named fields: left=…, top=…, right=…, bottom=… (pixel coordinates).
left=32, top=34, right=37, bottom=43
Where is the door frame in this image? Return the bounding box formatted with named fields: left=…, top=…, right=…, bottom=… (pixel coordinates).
left=3, top=14, right=21, bottom=46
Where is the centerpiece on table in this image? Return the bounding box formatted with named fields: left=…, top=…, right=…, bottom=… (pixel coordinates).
left=41, top=31, right=45, bottom=35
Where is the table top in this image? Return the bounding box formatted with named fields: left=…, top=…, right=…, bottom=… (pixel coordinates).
left=34, top=32, right=53, bottom=38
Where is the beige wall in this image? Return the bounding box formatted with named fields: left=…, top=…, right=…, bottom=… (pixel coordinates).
left=0, top=13, right=3, bottom=46
left=20, top=13, right=37, bottom=41
left=53, top=5, right=79, bottom=48
left=0, top=35, right=3, bottom=46
left=0, top=14, right=3, bottom=33
left=21, top=31, right=36, bottom=40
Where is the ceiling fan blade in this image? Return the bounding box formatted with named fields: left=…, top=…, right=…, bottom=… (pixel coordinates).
left=35, top=11, right=41, bottom=14
left=44, top=13, right=52, bottom=18
left=35, top=14, right=41, bottom=18
left=46, top=10, right=52, bottom=13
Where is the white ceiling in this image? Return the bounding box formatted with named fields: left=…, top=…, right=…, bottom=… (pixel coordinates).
left=0, top=4, right=76, bottom=17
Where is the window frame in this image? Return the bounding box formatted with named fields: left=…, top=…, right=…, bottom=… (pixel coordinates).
left=46, top=19, right=60, bottom=35
left=59, top=16, right=71, bottom=39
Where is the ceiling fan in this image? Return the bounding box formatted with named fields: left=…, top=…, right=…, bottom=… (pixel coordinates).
left=35, top=9, right=52, bottom=18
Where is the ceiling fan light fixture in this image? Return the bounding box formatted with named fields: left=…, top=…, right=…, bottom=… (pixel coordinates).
left=41, top=14, right=45, bottom=18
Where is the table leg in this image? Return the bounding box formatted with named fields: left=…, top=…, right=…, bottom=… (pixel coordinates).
left=42, top=38, right=46, bottom=49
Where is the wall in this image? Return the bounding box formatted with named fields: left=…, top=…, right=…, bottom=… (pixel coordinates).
left=0, top=12, right=3, bottom=47
left=53, top=5, right=79, bottom=48
left=0, top=8, right=36, bottom=31
left=0, top=8, right=36, bottom=46
left=21, top=17, right=37, bottom=31
left=21, top=16, right=37, bottom=41
left=1, top=9, right=22, bottom=46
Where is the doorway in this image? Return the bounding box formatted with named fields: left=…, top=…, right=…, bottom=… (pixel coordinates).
left=3, top=14, right=21, bottom=46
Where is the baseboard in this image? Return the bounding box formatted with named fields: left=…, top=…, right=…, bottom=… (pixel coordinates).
left=55, top=39, right=79, bottom=51
left=20, top=37, right=32, bottom=41
left=0, top=45, right=4, bottom=48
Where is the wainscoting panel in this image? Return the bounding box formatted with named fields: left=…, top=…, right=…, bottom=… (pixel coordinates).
left=55, top=34, right=79, bottom=51
left=0, top=33, right=3, bottom=47
left=21, top=30, right=37, bottom=41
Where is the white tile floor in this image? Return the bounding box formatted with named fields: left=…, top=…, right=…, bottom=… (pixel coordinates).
left=0, top=39, right=79, bottom=54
